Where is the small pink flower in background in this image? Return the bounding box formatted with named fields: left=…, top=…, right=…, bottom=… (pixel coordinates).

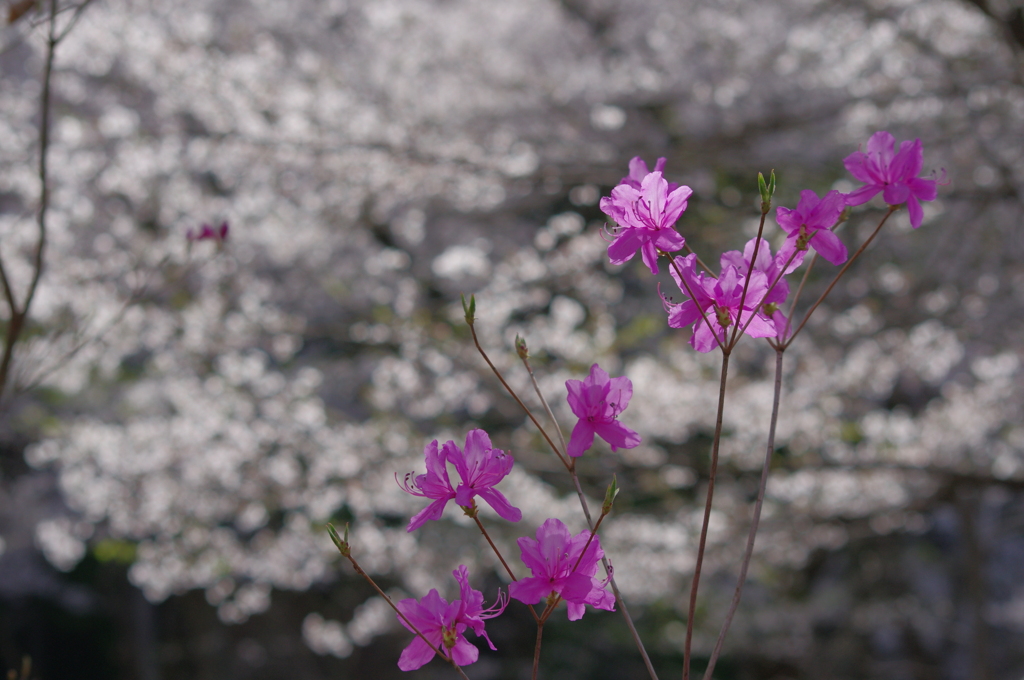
left=186, top=220, right=229, bottom=243
left=775, top=190, right=848, bottom=265
left=844, top=131, right=939, bottom=228
left=600, top=157, right=692, bottom=275
left=508, top=518, right=615, bottom=621
left=720, top=237, right=802, bottom=338
left=400, top=430, right=522, bottom=532
left=395, top=566, right=507, bottom=671
left=666, top=253, right=777, bottom=352
left=565, top=364, right=641, bottom=458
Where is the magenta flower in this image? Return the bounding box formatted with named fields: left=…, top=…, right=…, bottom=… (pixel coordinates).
left=775, top=190, right=848, bottom=266
left=565, top=364, right=641, bottom=458
left=508, top=518, right=615, bottom=621
left=666, top=254, right=777, bottom=352
left=599, top=157, right=692, bottom=275
left=843, top=131, right=939, bottom=228
left=619, top=156, right=668, bottom=189
left=720, top=237, right=802, bottom=307
left=454, top=565, right=507, bottom=650
left=720, top=237, right=802, bottom=338
left=400, top=430, right=522, bottom=532
left=395, top=566, right=507, bottom=671
left=186, top=220, right=229, bottom=242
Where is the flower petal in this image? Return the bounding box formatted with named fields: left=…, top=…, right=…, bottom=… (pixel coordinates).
left=592, top=420, right=641, bottom=452
left=809, top=229, right=848, bottom=265
left=509, top=576, right=554, bottom=605
left=406, top=497, right=451, bottom=532
left=567, top=419, right=596, bottom=458
left=477, top=487, right=522, bottom=523
left=450, top=636, right=479, bottom=666
left=844, top=184, right=881, bottom=206
left=906, top=195, right=924, bottom=229
left=398, top=637, right=439, bottom=671
left=607, top=229, right=644, bottom=265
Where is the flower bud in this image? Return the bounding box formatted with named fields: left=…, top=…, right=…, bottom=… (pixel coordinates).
left=327, top=523, right=350, bottom=557
left=461, top=293, right=476, bottom=325
left=602, top=475, right=620, bottom=515
left=515, top=334, right=529, bottom=359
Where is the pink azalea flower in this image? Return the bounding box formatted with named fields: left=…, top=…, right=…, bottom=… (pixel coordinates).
left=720, top=237, right=802, bottom=338
left=843, top=131, right=939, bottom=228
left=599, top=157, right=692, bottom=275
left=508, top=518, right=615, bottom=621
left=400, top=430, right=522, bottom=532
left=619, top=156, right=668, bottom=189
left=186, top=220, right=229, bottom=242
left=395, top=566, right=507, bottom=671
left=775, top=189, right=848, bottom=266
left=565, top=364, right=641, bottom=458
left=666, top=253, right=777, bottom=352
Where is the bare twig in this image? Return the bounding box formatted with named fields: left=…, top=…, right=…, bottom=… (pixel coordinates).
left=684, top=243, right=715, bottom=277
left=519, top=350, right=569, bottom=462
left=683, top=351, right=731, bottom=680
left=467, top=320, right=570, bottom=472
left=733, top=248, right=801, bottom=342
left=727, top=211, right=767, bottom=347
left=782, top=206, right=897, bottom=348
left=702, top=348, right=785, bottom=680
left=55, top=0, right=97, bottom=43
left=470, top=513, right=540, bottom=623
left=471, top=317, right=659, bottom=679
left=330, top=527, right=472, bottom=680
left=531, top=617, right=546, bottom=680
left=781, top=252, right=818, bottom=343
left=663, top=249, right=727, bottom=354
left=0, top=0, right=58, bottom=405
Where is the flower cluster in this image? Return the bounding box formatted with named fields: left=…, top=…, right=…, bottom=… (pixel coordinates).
left=354, top=132, right=943, bottom=675
left=605, top=134, right=940, bottom=351
left=393, top=361, right=637, bottom=670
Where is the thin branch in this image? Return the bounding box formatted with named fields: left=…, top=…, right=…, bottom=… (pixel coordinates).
left=732, top=248, right=801, bottom=343
left=781, top=252, right=818, bottom=343
left=683, top=351, right=731, bottom=680
left=782, top=206, right=897, bottom=348
left=468, top=310, right=658, bottom=679
left=0, top=0, right=57, bottom=405
left=342, top=551, right=472, bottom=680
left=684, top=243, right=715, bottom=277
left=467, top=320, right=570, bottom=471
left=663, top=249, right=727, bottom=354
left=567, top=457, right=660, bottom=680
left=519, top=350, right=570, bottom=469
left=531, top=618, right=546, bottom=680
left=727, top=211, right=767, bottom=347
left=702, top=348, right=785, bottom=680
left=470, top=514, right=540, bottom=623
left=55, top=0, right=97, bottom=43
left=0, top=254, right=17, bottom=315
